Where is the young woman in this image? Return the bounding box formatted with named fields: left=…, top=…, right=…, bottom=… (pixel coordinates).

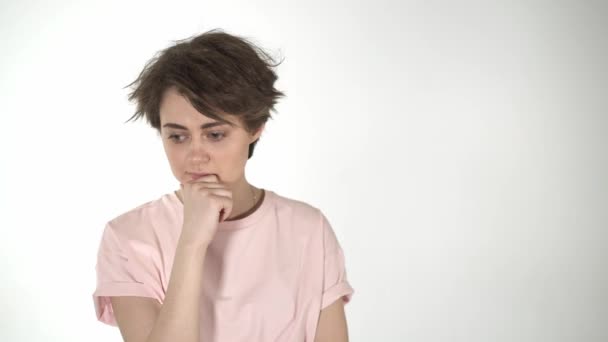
left=92, top=29, right=354, bottom=342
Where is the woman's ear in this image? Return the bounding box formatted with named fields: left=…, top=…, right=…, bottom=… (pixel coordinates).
left=251, top=123, right=265, bottom=142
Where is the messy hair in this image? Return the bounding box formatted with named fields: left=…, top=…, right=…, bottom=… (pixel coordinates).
left=124, top=29, right=285, bottom=158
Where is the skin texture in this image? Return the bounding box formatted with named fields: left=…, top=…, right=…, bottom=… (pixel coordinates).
left=314, top=299, right=350, bottom=342
left=109, top=86, right=350, bottom=341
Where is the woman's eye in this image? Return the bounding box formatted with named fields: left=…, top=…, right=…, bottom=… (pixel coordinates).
left=167, top=132, right=225, bottom=144
left=168, top=134, right=187, bottom=143
left=207, top=131, right=226, bottom=141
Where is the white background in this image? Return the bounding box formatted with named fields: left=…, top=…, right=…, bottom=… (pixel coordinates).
left=1, top=1, right=607, bottom=341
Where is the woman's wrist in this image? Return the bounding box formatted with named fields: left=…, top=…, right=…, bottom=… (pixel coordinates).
left=176, top=234, right=210, bottom=259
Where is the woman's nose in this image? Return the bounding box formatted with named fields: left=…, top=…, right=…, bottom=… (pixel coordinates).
left=188, top=154, right=210, bottom=165
left=186, top=141, right=211, bottom=163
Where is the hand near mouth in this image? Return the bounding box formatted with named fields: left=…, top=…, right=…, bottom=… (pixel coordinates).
left=179, top=174, right=233, bottom=248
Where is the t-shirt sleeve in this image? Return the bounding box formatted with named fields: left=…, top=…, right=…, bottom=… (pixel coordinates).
left=320, top=211, right=355, bottom=310
left=92, top=222, right=163, bottom=326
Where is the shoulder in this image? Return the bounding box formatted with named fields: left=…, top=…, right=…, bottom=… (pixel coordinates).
left=269, top=190, right=324, bottom=221
left=104, top=193, right=174, bottom=241
left=266, top=190, right=333, bottom=237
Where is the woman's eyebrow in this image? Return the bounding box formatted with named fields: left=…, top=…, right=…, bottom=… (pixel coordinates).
left=162, top=122, right=233, bottom=130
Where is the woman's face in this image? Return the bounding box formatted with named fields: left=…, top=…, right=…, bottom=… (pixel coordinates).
left=159, top=87, right=263, bottom=187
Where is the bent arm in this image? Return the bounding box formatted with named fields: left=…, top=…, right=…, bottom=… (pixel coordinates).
left=111, top=235, right=209, bottom=342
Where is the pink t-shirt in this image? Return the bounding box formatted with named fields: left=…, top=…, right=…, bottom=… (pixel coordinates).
left=92, top=189, right=354, bottom=341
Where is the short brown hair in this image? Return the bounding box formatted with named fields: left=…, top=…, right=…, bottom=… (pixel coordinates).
left=124, top=29, right=285, bottom=158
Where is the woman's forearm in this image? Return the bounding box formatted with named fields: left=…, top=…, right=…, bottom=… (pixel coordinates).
left=145, top=234, right=208, bottom=342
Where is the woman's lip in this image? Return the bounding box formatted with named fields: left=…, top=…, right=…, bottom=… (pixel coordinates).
left=189, top=172, right=210, bottom=180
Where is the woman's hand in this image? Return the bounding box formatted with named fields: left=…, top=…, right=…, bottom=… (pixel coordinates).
left=179, top=174, right=233, bottom=248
